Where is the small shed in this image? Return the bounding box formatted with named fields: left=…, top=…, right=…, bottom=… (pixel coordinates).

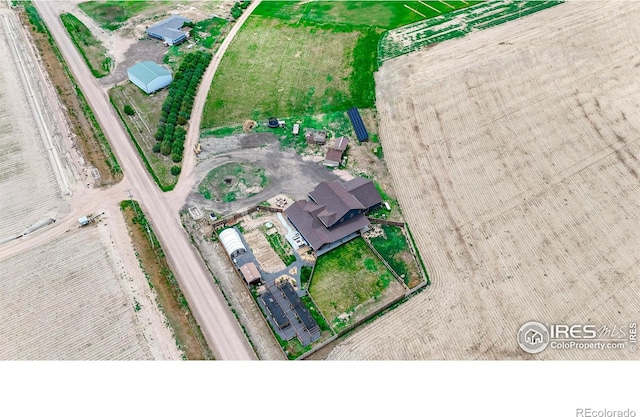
left=323, top=148, right=343, bottom=167
left=240, top=262, right=261, bottom=285
left=219, top=228, right=246, bottom=258
left=292, top=123, right=300, bottom=135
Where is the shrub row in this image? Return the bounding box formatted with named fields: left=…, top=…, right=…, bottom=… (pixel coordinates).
left=231, top=0, right=251, bottom=19
left=153, top=50, right=212, bottom=163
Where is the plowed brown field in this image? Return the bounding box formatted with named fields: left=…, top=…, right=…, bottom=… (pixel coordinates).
left=328, top=2, right=640, bottom=360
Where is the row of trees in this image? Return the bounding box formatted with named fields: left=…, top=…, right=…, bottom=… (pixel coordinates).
left=231, top=0, right=251, bottom=19
left=152, top=50, right=212, bottom=164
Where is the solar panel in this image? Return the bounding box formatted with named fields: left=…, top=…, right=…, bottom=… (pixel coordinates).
left=347, top=107, right=369, bottom=142
left=280, top=282, right=318, bottom=331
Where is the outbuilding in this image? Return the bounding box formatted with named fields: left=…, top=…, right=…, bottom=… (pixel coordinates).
left=127, top=61, right=172, bottom=94
left=239, top=262, right=261, bottom=285
left=219, top=228, right=247, bottom=258
left=146, top=15, right=191, bottom=45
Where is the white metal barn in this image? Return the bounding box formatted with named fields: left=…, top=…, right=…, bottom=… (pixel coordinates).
left=219, top=228, right=246, bottom=258
left=127, top=61, right=172, bottom=94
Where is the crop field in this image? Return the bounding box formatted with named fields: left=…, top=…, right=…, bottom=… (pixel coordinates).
left=0, top=15, right=65, bottom=242
left=328, top=2, right=640, bottom=360
left=0, top=224, right=163, bottom=359
left=310, top=237, right=403, bottom=331
left=60, top=13, right=111, bottom=78
left=78, top=0, right=171, bottom=31
left=378, top=0, right=561, bottom=62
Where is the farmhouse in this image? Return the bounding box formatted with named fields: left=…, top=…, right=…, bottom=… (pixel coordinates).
left=285, top=178, right=382, bottom=255
left=323, top=136, right=348, bottom=167
left=127, top=61, right=172, bottom=94
left=146, top=15, right=191, bottom=45
left=219, top=228, right=247, bottom=258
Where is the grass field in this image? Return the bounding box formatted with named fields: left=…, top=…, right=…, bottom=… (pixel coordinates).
left=78, top=0, right=170, bottom=31
left=198, top=162, right=268, bottom=202
left=202, top=17, right=360, bottom=128
left=309, top=237, right=394, bottom=330
left=202, top=0, right=475, bottom=130
left=109, top=83, right=175, bottom=190
left=368, top=225, right=422, bottom=288
left=191, top=16, right=229, bottom=48
left=60, top=13, right=111, bottom=78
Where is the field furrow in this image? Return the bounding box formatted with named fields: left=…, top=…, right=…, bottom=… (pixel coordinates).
left=329, top=1, right=640, bottom=360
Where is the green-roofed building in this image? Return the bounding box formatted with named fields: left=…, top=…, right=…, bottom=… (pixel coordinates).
left=127, top=61, right=172, bottom=94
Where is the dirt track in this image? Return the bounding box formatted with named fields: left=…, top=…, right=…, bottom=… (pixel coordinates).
left=34, top=0, right=261, bottom=360
left=328, top=1, right=640, bottom=360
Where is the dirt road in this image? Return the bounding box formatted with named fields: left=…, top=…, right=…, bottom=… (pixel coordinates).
left=168, top=0, right=263, bottom=211
left=34, top=1, right=256, bottom=360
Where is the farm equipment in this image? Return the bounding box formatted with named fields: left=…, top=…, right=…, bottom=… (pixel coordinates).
left=78, top=212, right=103, bottom=227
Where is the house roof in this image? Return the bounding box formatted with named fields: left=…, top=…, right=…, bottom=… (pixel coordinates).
left=308, top=181, right=365, bottom=228
left=260, top=291, right=289, bottom=329
left=279, top=281, right=318, bottom=331
left=239, top=262, right=261, bottom=284
left=343, top=177, right=383, bottom=209
left=127, top=61, right=171, bottom=85
left=285, top=200, right=370, bottom=251
left=146, top=15, right=190, bottom=41
left=324, top=148, right=343, bottom=165
left=333, top=136, right=348, bottom=151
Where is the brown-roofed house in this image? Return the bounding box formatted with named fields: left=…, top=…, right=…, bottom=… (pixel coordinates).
left=285, top=178, right=382, bottom=255
left=323, top=136, right=349, bottom=167
left=240, top=262, right=261, bottom=285
left=343, top=177, right=383, bottom=210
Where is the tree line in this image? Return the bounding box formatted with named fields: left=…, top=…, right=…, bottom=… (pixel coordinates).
left=152, top=50, right=213, bottom=166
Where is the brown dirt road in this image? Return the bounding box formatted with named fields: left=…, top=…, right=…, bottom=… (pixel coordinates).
left=34, top=1, right=258, bottom=360
left=167, top=0, right=264, bottom=212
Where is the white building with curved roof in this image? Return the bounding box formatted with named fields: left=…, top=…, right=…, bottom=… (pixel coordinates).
left=219, top=228, right=246, bottom=258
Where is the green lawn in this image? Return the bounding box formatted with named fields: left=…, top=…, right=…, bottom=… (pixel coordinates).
left=202, top=16, right=362, bottom=128
left=60, top=13, right=111, bottom=78
left=309, top=237, right=394, bottom=330
left=369, top=225, right=423, bottom=288
left=202, top=1, right=477, bottom=131
left=78, top=0, right=171, bottom=31
left=253, top=1, right=474, bottom=30
left=191, top=16, right=229, bottom=48
left=109, top=83, right=177, bottom=190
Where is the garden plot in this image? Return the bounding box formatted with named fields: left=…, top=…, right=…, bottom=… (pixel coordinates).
left=0, top=223, right=171, bottom=360
left=329, top=2, right=640, bottom=360
left=0, top=15, right=67, bottom=242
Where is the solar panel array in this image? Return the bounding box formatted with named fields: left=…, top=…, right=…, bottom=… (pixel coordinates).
left=347, top=107, right=369, bottom=142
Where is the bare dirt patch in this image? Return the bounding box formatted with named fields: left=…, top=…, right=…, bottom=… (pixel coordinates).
left=329, top=2, right=640, bottom=360
left=0, top=221, right=172, bottom=359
